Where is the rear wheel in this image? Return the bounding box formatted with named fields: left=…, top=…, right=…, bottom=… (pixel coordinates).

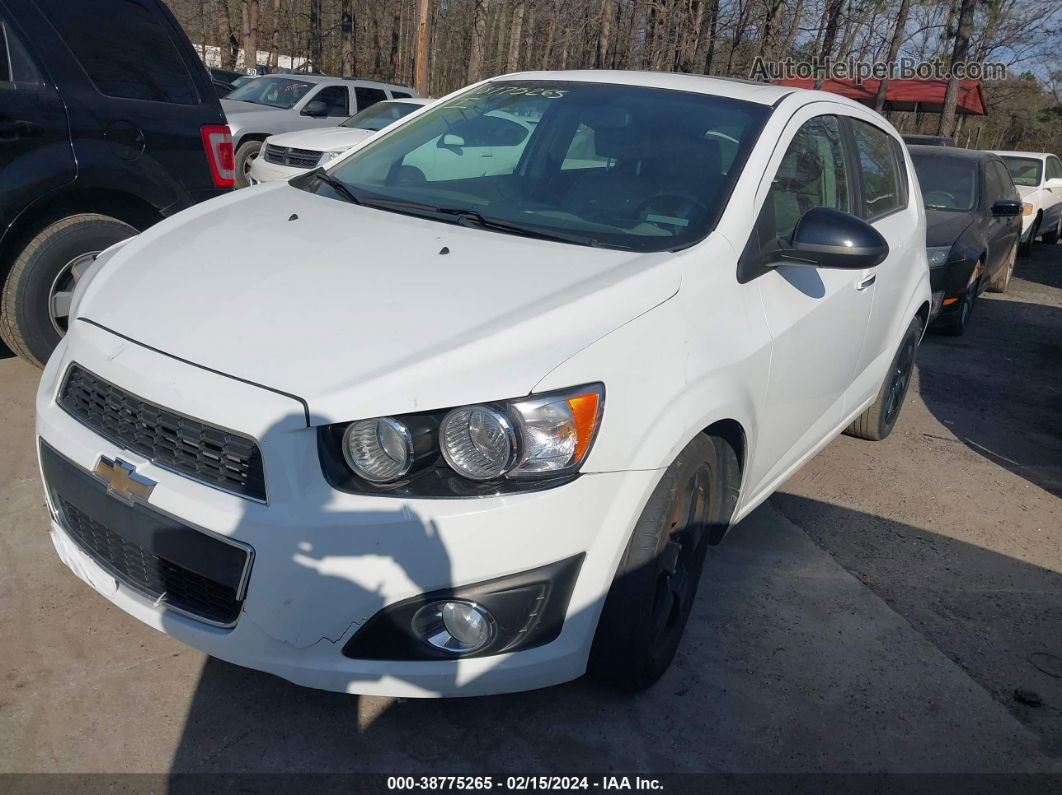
left=844, top=315, right=921, bottom=441
left=0, top=214, right=136, bottom=368
left=590, top=433, right=734, bottom=690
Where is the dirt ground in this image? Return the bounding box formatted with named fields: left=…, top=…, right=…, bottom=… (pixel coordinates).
left=0, top=243, right=1059, bottom=777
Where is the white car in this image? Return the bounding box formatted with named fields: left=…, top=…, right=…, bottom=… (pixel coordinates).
left=36, top=71, right=930, bottom=698
left=248, top=98, right=433, bottom=184
left=994, top=151, right=1062, bottom=254
left=223, top=74, right=418, bottom=186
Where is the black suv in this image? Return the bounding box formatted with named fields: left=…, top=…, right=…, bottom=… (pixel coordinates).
left=0, top=0, right=233, bottom=367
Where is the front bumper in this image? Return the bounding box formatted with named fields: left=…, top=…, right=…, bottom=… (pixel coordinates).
left=247, top=154, right=313, bottom=185
left=36, top=322, right=660, bottom=697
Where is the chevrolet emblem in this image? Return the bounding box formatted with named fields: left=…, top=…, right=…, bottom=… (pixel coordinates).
left=93, top=456, right=156, bottom=504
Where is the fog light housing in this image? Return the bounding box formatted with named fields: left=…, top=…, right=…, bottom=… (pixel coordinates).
left=412, top=600, right=496, bottom=654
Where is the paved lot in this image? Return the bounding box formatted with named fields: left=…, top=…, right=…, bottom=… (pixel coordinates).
left=1, top=245, right=1059, bottom=775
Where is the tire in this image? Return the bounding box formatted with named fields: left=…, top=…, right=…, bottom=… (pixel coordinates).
left=1042, top=218, right=1060, bottom=245
left=987, top=243, right=1016, bottom=294
left=844, top=315, right=921, bottom=441
left=0, top=214, right=136, bottom=368
left=234, top=140, right=262, bottom=188
left=1018, top=216, right=1039, bottom=257
left=589, top=433, right=735, bottom=691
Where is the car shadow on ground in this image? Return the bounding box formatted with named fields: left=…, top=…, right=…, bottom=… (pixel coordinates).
left=165, top=492, right=1060, bottom=776
left=919, top=289, right=1062, bottom=497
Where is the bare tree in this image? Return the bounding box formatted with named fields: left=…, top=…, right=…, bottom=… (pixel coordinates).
left=595, top=0, right=614, bottom=68
left=216, top=0, right=236, bottom=69
left=468, top=0, right=491, bottom=82
left=415, top=0, right=431, bottom=95
left=874, top=0, right=911, bottom=111
left=507, top=0, right=526, bottom=72
left=815, top=0, right=845, bottom=88
left=241, top=0, right=259, bottom=69
left=340, top=0, right=353, bottom=77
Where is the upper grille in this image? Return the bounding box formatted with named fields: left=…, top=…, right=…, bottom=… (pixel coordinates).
left=264, top=144, right=321, bottom=169
left=57, top=496, right=245, bottom=625
left=58, top=365, right=266, bottom=501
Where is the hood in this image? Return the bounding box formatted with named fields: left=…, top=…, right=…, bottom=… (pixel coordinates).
left=924, top=209, right=974, bottom=248
left=1014, top=184, right=1035, bottom=200
left=266, top=126, right=375, bottom=152
left=79, top=185, right=680, bottom=425
left=221, top=99, right=282, bottom=115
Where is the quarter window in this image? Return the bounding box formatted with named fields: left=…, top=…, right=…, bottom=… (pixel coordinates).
left=355, top=86, right=388, bottom=111
left=850, top=120, right=903, bottom=220
left=0, top=20, right=40, bottom=84
left=47, top=0, right=198, bottom=103
left=757, top=115, right=851, bottom=246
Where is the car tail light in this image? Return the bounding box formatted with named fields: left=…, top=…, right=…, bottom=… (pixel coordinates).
left=201, top=125, right=235, bottom=189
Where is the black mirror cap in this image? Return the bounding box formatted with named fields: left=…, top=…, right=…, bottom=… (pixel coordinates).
left=785, top=207, right=890, bottom=270
left=991, top=199, right=1022, bottom=217
left=302, top=100, right=328, bottom=117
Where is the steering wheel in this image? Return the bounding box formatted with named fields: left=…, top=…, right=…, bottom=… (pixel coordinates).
left=924, top=190, right=959, bottom=209
left=633, top=191, right=711, bottom=226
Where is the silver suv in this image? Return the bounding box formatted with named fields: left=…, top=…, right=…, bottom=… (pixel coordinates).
left=223, top=74, right=417, bottom=186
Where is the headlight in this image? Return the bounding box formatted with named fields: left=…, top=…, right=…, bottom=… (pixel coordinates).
left=318, top=150, right=342, bottom=166
left=440, top=405, right=517, bottom=480
left=1023, top=202, right=1034, bottom=216
left=319, top=383, right=604, bottom=494
left=926, top=245, right=952, bottom=269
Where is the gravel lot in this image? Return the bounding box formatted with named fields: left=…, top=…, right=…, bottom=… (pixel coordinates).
left=1, top=244, right=1059, bottom=776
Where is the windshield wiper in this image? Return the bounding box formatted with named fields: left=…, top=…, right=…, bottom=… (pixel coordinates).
left=304, top=168, right=362, bottom=205
left=358, top=197, right=603, bottom=247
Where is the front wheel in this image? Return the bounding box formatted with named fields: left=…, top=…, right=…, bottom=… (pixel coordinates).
left=234, top=140, right=263, bottom=188
left=844, top=315, right=921, bottom=441
left=589, top=433, right=736, bottom=690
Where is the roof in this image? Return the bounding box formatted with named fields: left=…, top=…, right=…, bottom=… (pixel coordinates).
left=270, top=73, right=411, bottom=89
left=908, top=145, right=997, bottom=161
left=776, top=78, right=986, bottom=115
left=991, top=150, right=1050, bottom=160
left=499, top=70, right=797, bottom=105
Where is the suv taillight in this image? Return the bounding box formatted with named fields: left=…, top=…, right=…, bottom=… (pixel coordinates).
left=201, top=125, right=235, bottom=189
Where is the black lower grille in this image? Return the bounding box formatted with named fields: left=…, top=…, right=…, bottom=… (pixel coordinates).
left=58, top=365, right=266, bottom=501
left=41, top=440, right=252, bottom=627
left=58, top=497, right=243, bottom=625
left=264, top=143, right=321, bottom=168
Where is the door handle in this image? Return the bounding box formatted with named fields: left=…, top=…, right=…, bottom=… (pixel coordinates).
left=0, top=120, right=33, bottom=142
left=855, top=273, right=876, bottom=290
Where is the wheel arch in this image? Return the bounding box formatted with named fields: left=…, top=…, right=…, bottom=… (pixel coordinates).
left=701, top=418, right=745, bottom=543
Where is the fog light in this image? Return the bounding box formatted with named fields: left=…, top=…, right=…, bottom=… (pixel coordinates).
left=412, top=600, right=496, bottom=654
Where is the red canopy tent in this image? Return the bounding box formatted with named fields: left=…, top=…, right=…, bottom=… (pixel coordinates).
left=776, top=78, right=986, bottom=115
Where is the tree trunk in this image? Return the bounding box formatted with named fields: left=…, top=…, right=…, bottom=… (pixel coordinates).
left=938, top=0, right=976, bottom=136
left=595, top=0, right=614, bottom=68
left=390, top=9, right=401, bottom=80
left=414, top=0, right=430, bottom=95
left=756, top=0, right=784, bottom=62
left=338, top=0, right=353, bottom=77
left=217, top=0, right=236, bottom=69
left=873, top=0, right=910, bottom=112
left=507, top=0, right=525, bottom=72
left=702, top=0, right=718, bottom=74
left=240, top=0, right=259, bottom=71
left=308, top=0, right=322, bottom=72
left=781, top=0, right=803, bottom=55
left=268, top=0, right=281, bottom=69
left=467, top=0, right=491, bottom=83
left=815, top=0, right=844, bottom=88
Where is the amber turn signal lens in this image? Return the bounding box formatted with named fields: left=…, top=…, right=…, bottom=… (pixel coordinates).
left=567, top=391, right=602, bottom=462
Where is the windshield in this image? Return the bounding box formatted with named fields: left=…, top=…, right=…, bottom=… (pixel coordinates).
left=341, top=100, right=423, bottom=131
left=227, top=77, right=315, bottom=108
left=912, top=155, right=978, bottom=211
left=1001, top=156, right=1043, bottom=187
left=317, top=81, right=769, bottom=252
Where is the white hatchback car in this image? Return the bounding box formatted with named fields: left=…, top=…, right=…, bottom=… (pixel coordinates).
left=248, top=98, right=433, bottom=184
left=37, top=71, right=930, bottom=697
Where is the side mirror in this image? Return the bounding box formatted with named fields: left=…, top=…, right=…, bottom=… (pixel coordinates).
left=991, top=199, right=1022, bottom=217
left=302, top=100, right=328, bottom=117
left=775, top=207, right=889, bottom=270
left=438, top=133, right=465, bottom=150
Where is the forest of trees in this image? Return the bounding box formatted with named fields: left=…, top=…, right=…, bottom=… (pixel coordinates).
left=164, top=0, right=1062, bottom=153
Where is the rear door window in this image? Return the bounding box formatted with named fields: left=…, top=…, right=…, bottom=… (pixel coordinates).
left=850, top=119, right=904, bottom=220
left=47, top=0, right=198, bottom=104
left=355, top=86, right=388, bottom=111
left=313, top=85, right=349, bottom=117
